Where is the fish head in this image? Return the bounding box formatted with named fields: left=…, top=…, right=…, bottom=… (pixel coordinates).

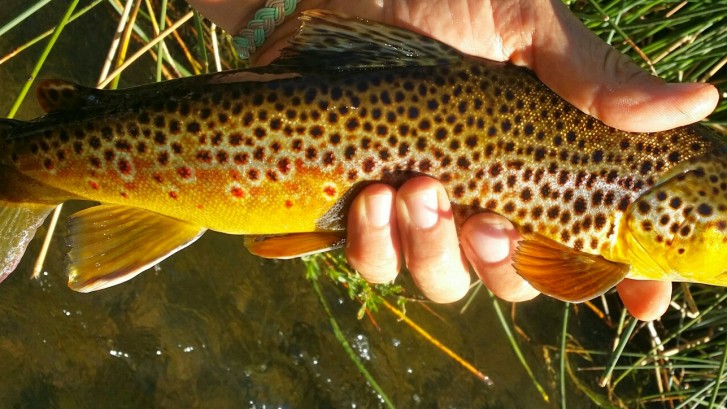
left=619, top=154, right=727, bottom=284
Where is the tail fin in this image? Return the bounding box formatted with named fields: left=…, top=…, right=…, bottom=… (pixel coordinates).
left=0, top=202, right=55, bottom=283
left=0, top=118, right=60, bottom=283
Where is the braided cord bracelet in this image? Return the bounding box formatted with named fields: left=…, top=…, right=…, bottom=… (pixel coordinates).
left=232, top=0, right=301, bottom=60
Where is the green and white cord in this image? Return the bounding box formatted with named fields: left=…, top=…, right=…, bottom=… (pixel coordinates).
left=233, top=0, right=300, bottom=60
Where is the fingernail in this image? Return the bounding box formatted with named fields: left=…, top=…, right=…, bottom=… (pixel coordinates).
left=467, top=222, right=511, bottom=263
left=365, top=192, right=392, bottom=228
left=404, top=188, right=439, bottom=229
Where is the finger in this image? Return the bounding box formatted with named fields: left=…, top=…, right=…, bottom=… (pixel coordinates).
left=345, top=184, right=401, bottom=283
left=460, top=213, right=539, bottom=302
left=395, top=177, right=471, bottom=303
left=616, top=279, right=671, bottom=321
left=185, top=0, right=250, bottom=34
left=519, top=0, right=718, bottom=132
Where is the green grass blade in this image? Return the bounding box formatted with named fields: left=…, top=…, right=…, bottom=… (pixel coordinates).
left=106, top=0, right=193, bottom=78
left=708, top=336, right=727, bottom=409
left=6, top=0, right=79, bottom=118
left=0, top=0, right=102, bottom=66
left=488, top=290, right=550, bottom=403
left=598, top=316, right=637, bottom=387
left=612, top=292, right=727, bottom=387
left=306, top=261, right=395, bottom=409
left=0, top=0, right=51, bottom=38
left=193, top=11, right=208, bottom=74
left=155, top=0, right=169, bottom=82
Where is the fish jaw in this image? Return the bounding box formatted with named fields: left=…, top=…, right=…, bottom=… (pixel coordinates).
left=614, top=153, right=727, bottom=283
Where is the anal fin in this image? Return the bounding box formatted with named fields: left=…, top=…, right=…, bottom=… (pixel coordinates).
left=67, top=205, right=206, bottom=292
left=245, top=232, right=346, bottom=259
left=0, top=200, right=55, bottom=283
left=513, top=235, right=630, bottom=303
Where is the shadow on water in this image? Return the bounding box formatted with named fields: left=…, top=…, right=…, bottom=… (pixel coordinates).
left=0, top=1, right=609, bottom=407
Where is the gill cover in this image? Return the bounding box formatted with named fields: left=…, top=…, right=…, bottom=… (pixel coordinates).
left=620, top=156, right=727, bottom=283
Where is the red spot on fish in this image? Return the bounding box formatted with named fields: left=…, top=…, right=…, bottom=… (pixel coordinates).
left=277, top=158, right=291, bottom=174
left=43, top=158, right=54, bottom=170
left=120, top=191, right=128, bottom=199
left=324, top=186, right=336, bottom=197
left=197, top=204, right=204, bottom=209
left=229, top=170, right=242, bottom=181
left=169, top=191, right=178, bottom=199
left=177, top=166, right=193, bottom=179
left=153, top=173, right=163, bottom=183
left=88, top=180, right=99, bottom=190
left=285, top=200, right=293, bottom=208
left=231, top=187, right=245, bottom=198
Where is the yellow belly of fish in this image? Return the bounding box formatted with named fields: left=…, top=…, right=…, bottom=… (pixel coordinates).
left=23, top=158, right=348, bottom=234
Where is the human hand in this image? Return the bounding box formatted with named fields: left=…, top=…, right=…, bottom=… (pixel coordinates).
left=187, top=0, right=718, bottom=320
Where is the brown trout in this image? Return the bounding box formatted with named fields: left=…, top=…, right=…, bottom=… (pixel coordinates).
left=1, top=10, right=726, bottom=300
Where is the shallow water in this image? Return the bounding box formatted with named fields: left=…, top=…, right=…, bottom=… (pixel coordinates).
left=0, top=2, right=606, bottom=407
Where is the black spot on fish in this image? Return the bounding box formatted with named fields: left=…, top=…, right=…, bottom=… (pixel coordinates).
left=617, top=197, right=631, bottom=211
left=187, top=122, right=201, bottom=133
left=323, top=151, right=335, bottom=166
left=196, top=150, right=212, bottom=163
left=697, top=203, right=713, bottom=216
left=408, top=106, right=420, bottom=119
left=362, top=157, right=375, bottom=173
left=157, top=151, right=169, bottom=166
left=398, top=142, right=410, bottom=157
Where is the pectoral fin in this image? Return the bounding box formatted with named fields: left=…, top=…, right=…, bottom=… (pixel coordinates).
left=245, top=232, right=346, bottom=259
left=67, top=205, right=206, bottom=292
left=513, top=235, right=630, bottom=303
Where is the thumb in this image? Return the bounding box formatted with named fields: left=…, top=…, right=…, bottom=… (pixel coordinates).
left=522, top=0, right=718, bottom=132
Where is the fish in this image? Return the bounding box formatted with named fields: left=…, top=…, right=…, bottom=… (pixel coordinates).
left=1, top=10, right=726, bottom=301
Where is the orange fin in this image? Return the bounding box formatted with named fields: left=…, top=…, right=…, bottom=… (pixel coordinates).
left=512, top=235, right=629, bottom=303
left=67, top=205, right=206, bottom=292
left=245, top=232, right=346, bottom=259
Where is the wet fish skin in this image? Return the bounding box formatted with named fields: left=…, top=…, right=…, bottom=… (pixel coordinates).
left=1, top=10, right=726, bottom=299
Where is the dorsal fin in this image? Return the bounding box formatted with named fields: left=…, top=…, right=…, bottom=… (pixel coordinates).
left=272, top=10, right=460, bottom=71
left=36, top=79, right=103, bottom=113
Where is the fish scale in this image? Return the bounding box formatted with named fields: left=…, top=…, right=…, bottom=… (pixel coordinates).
left=1, top=10, right=726, bottom=299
